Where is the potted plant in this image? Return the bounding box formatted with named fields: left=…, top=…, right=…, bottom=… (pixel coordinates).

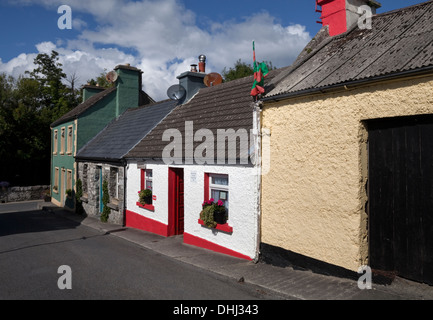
left=213, top=200, right=227, bottom=225
left=200, top=199, right=217, bottom=229
left=44, top=190, right=51, bottom=202
left=139, top=189, right=153, bottom=205
left=66, top=189, right=73, bottom=198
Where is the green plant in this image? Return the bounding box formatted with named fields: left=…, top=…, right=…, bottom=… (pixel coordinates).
left=101, top=180, right=110, bottom=222
left=200, top=205, right=217, bottom=229
left=66, top=189, right=73, bottom=197
left=75, top=179, right=84, bottom=215
left=139, top=189, right=153, bottom=205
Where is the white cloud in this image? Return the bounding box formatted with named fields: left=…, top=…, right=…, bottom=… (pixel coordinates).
left=2, top=0, right=312, bottom=101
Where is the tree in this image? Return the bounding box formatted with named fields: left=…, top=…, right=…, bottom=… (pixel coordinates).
left=222, top=59, right=276, bottom=83
left=26, top=50, right=78, bottom=123
left=87, top=70, right=115, bottom=88
left=0, top=51, right=80, bottom=186
left=222, top=59, right=254, bottom=82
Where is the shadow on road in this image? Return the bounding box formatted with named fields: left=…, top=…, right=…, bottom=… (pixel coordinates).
left=0, top=209, right=84, bottom=237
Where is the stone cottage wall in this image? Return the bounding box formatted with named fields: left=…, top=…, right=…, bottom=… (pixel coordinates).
left=77, top=162, right=124, bottom=225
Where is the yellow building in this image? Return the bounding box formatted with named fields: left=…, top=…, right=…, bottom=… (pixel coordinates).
left=260, top=0, right=433, bottom=284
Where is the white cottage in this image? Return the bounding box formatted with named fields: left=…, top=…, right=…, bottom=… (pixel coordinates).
left=124, top=63, right=281, bottom=260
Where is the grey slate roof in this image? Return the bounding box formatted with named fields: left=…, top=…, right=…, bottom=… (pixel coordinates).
left=51, top=87, right=117, bottom=127
left=125, top=68, right=284, bottom=162
left=75, top=99, right=178, bottom=162
left=265, top=0, right=433, bottom=99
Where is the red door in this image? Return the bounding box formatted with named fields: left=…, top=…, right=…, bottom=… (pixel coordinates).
left=168, top=168, right=184, bottom=236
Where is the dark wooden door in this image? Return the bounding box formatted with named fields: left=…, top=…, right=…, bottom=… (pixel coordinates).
left=369, top=116, right=433, bottom=285
left=168, top=168, right=184, bottom=236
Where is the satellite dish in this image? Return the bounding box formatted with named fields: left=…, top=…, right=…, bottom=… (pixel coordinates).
left=106, top=71, right=118, bottom=83
left=167, top=84, right=186, bottom=101
left=204, top=73, right=223, bottom=87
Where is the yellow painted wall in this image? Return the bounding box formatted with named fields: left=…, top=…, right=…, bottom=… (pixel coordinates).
left=261, top=75, right=433, bottom=272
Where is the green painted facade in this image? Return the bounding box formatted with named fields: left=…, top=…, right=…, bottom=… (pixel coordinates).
left=50, top=65, right=143, bottom=210
left=51, top=120, right=76, bottom=209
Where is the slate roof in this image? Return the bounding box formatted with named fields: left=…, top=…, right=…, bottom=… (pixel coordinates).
left=125, top=68, right=284, bottom=162
left=265, top=0, right=433, bottom=99
left=75, top=99, right=178, bottom=162
left=51, top=87, right=117, bottom=127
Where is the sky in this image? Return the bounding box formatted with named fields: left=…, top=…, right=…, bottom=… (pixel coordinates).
left=0, top=0, right=427, bottom=101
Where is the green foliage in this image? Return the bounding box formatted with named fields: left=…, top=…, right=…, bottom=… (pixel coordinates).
left=0, top=50, right=80, bottom=186
left=200, top=205, right=217, bottom=229
left=87, top=69, right=115, bottom=88
left=75, top=179, right=84, bottom=215
left=139, top=189, right=152, bottom=205
left=101, top=180, right=110, bottom=222
left=222, top=59, right=254, bottom=82
left=222, top=59, right=276, bottom=83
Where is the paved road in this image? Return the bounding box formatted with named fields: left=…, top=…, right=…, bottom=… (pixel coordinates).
left=0, top=208, right=285, bottom=301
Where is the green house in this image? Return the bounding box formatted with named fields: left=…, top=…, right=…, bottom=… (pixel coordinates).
left=50, top=64, right=154, bottom=209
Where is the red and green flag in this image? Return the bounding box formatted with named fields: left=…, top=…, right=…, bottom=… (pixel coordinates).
left=251, top=41, right=269, bottom=97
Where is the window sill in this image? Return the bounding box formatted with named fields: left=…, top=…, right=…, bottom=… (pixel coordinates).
left=136, top=202, right=155, bottom=212
left=107, top=202, right=119, bottom=211
left=198, top=219, right=233, bottom=234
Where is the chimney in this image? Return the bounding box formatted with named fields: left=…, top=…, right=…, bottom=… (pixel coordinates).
left=316, top=0, right=381, bottom=36
left=198, top=54, right=206, bottom=73
left=114, top=64, right=143, bottom=116
left=177, top=55, right=207, bottom=103
left=82, top=84, right=106, bottom=103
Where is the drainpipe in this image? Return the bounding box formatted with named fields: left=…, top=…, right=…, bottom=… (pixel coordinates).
left=121, top=158, right=128, bottom=227
left=251, top=101, right=263, bottom=263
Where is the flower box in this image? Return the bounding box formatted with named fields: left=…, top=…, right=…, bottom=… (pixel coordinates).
left=198, top=219, right=233, bottom=233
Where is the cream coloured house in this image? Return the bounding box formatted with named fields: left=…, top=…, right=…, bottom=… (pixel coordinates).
left=260, top=0, right=433, bottom=285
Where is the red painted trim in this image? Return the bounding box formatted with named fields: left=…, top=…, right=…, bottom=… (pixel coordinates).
left=140, top=169, right=145, bottom=191
left=198, top=219, right=233, bottom=233
left=136, top=202, right=155, bottom=211
left=184, top=233, right=252, bottom=261
left=168, top=168, right=176, bottom=236
left=204, top=172, right=210, bottom=202
left=125, top=210, right=169, bottom=237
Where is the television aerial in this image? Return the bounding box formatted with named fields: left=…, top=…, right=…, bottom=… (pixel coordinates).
left=204, top=73, right=223, bottom=87
left=106, top=71, right=118, bottom=83
left=167, top=84, right=186, bottom=101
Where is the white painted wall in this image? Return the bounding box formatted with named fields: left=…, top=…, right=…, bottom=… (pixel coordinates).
left=126, top=160, right=260, bottom=259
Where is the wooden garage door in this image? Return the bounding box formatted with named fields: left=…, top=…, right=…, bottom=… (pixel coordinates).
left=369, top=116, right=433, bottom=285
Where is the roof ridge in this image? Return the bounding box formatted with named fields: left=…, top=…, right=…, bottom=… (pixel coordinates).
left=376, top=0, right=433, bottom=17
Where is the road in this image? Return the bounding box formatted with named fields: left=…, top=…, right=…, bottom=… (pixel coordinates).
left=0, top=205, right=282, bottom=301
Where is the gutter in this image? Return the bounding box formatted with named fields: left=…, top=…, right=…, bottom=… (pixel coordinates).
left=261, top=66, right=433, bottom=103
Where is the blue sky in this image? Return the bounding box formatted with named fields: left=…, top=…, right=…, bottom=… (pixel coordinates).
left=0, top=0, right=426, bottom=100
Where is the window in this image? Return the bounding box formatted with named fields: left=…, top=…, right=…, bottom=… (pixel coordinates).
left=209, top=174, right=229, bottom=211
left=110, top=167, right=120, bottom=200
left=67, top=126, right=73, bottom=155
left=66, top=170, right=72, bottom=193
left=53, top=130, right=58, bottom=154
left=200, top=173, right=232, bottom=232
left=141, top=169, right=153, bottom=191
left=60, top=127, right=65, bottom=154
left=54, top=168, right=59, bottom=193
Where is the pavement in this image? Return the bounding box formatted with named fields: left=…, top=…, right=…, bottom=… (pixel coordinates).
left=4, top=200, right=433, bottom=300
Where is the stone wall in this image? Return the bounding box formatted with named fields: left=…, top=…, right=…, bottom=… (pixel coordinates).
left=77, top=162, right=124, bottom=225
left=0, top=186, right=50, bottom=203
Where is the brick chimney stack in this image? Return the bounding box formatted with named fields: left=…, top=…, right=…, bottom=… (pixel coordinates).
left=316, top=0, right=381, bottom=36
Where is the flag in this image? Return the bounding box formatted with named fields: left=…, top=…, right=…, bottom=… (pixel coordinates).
left=251, top=41, right=269, bottom=97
